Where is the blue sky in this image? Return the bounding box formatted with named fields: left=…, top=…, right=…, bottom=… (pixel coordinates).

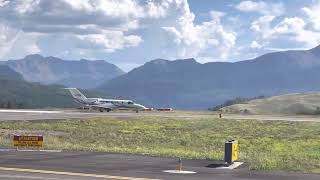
left=0, top=0, right=320, bottom=71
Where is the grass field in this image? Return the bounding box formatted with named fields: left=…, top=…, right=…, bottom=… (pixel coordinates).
left=0, top=115, right=319, bottom=173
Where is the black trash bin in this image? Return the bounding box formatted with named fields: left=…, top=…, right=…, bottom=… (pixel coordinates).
left=224, top=140, right=238, bottom=165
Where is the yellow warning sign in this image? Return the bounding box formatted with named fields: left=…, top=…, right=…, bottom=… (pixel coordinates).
left=13, top=136, right=43, bottom=147
left=232, top=143, right=238, bottom=161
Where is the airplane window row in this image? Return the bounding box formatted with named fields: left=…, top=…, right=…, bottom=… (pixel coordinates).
left=100, top=101, right=133, bottom=104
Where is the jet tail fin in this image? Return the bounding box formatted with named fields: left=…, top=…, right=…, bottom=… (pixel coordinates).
left=64, top=88, right=87, bottom=100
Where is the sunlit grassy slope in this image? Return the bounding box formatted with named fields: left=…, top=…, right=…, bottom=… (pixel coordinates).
left=221, top=92, right=320, bottom=114
left=0, top=116, right=319, bottom=173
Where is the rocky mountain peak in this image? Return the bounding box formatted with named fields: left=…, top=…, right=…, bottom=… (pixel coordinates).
left=24, top=54, right=43, bottom=60
left=4, top=55, right=124, bottom=89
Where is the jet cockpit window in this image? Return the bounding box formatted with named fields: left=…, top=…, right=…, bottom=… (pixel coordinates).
left=128, top=101, right=134, bottom=104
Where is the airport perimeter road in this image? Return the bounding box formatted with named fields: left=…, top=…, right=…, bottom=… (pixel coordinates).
left=0, top=151, right=319, bottom=180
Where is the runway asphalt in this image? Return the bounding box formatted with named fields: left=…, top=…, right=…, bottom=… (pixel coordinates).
left=0, top=151, right=319, bottom=180
left=0, top=109, right=320, bottom=122
left=0, top=109, right=130, bottom=121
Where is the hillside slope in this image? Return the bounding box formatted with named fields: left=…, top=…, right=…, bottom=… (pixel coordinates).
left=3, top=54, right=124, bottom=89
left=0, top=65, right=107, bottom=108
left=0, top=65, right=23, bottom=80
left=0, top=79, right=73, bottom=108
left=220, top=92, right=320, bottom=115
left=99, top=45, right=320, bottom=109
left=0, top=78, right=108, bottom=108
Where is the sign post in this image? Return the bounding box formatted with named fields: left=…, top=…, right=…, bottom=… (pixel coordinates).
left=13, top=135, right=43, bottom=150
left=178, top=158, right=182, bottom=171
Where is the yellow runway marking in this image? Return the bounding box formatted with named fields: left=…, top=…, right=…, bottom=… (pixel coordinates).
left=0, top=166, right=162, bottom=180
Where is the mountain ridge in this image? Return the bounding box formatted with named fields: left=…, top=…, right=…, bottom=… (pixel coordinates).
left=99, top=45, right=320, bottom=109
left=3, top=54, right=124, bottom=89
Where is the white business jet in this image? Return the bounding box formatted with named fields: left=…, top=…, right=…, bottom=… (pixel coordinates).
left=65, top=88, right=146, bottom=112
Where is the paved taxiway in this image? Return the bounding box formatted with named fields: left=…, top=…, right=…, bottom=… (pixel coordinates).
left=0, top=109, right=320, bottom=122
left=0, top=151, right=319, bottom=180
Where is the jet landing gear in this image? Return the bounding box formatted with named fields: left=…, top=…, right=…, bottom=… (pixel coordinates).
left=99, top=108, right=111, bottom=112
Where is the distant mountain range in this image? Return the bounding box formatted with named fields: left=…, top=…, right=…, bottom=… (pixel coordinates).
left=1, top=54, right=124, bottom=89
left=0, top=64, right=108, bottom=109
left=99, top=45, right=320, bottom=109
left=2, top=45, right=320, bottom=110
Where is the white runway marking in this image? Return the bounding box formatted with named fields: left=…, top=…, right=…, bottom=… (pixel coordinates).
left=0, top=110, right=61, bottom=114
left=215, top=162, right=244, bottom=170
left=163, top=170, right=197, bottom=174
left=0, top=174, right=74, bottom=180
left=0, top=167, right=162, bottom=180
left=0, top=149, right=62, bottom=152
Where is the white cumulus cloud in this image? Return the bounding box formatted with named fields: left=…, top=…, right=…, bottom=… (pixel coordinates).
left=0, top=24, right=41, bottom=59
left=302, top=2, right=320, bottom=31
left=250, top=15, right=320, bottom=50
left=162, top=9, right=236, bottom=61
left=236, top=1, right=285, bottom=16
left=250, top=15, right=275, bottom=34
left=272, top=17, right=320, bottom=47
left=75, top=31, right=142, bottom=52
left=0, top=0, right=237, bottom=66
left=250, top=41, right=262, bottom=49
left=0, top=0, right=9, bottom=7
left=0, top=0, right=150, bottom=59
